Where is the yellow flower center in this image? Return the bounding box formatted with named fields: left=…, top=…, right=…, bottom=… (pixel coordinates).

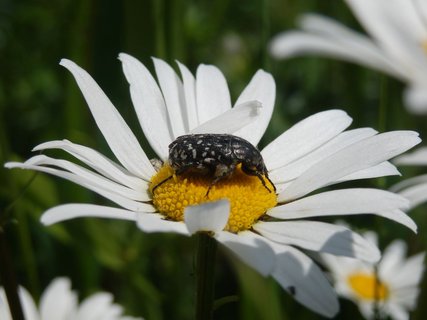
left=347, top=273, right=390, bottom=301
left=149, top=164, right=277, bottom=233
left=422, top=41, right=427, bottom=55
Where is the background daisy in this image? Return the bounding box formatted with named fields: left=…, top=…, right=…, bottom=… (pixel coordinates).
left=321, top=232, right=425, bottom=320
left=269, top=0, right=427, bottom=114
left=0, top=277, right=141, bottom=320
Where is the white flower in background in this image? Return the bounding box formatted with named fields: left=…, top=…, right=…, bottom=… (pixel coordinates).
left=269, top=0, right=427, bottom=114
left=5, top=54, right=421, bottom=317
left=322, top=232, right=425, bottom=320
left=0, top=277, right=141, bottom=320
left=391, top=147, right=427, bottom=210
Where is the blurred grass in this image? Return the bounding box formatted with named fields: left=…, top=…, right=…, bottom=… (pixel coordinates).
left=1, top=0, right=427, bottom=319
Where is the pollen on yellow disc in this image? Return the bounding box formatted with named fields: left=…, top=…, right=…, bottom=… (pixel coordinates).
left=149, top=164, right=277, bottom=233
left=347, top=273, right=390, bottom=301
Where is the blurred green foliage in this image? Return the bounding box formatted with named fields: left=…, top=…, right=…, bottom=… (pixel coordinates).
left=1, top=0, right=426, bottom=319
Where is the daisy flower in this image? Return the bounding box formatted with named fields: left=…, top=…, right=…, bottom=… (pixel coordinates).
left=5, top=54, right=421, bottom=317
left=0, top=277, right=141, bottom=320
left=391, top=147, right=427, bottom=210
left=269, top=0, right=427, bottom=114
left=321, top=232, right=425, bottom=320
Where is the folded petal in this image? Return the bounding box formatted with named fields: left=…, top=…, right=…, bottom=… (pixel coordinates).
left=262, top=110, right=352, bottom=171
left=272, top=188, right=416, bottom=232
left=233, top=70, right=276, bottom=145
left=215, top=231, right=276, bottom=276
left=41, top=204, right=138, bottom=226
left=6, top=160, right=154, bottom=212
left=190, top=100, right=261, bottom=135
left=33, top=139, right=147, bottom=190
left=280, top=131, right=420, bottom=200
left=119, top=53, right=173, bottom=159
left=268, top=242, right=339, bottom=318
left=254, top=221, right=380, bottom=262
left=60, top=59, right=155, bottom=180
left=196, top=64, right=232, bottom=124
left=137, top=213, right=190, bottom=235
left=184, top=200, right=229, bottom=235
left=23, top=155, right=149, bottom=201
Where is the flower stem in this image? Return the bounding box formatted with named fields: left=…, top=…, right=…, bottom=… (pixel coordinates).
left=195, top=233, right=217, bottom=320
left=0, top=226, right=25, bottom=320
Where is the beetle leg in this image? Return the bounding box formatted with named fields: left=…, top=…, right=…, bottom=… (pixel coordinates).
left=241, top=165, right=275, bottom=193
left=151, top=175, right=173, bottom=194
left=205, top=163, right=235, bottom=197
left=151, top=166, right=191, bottom=194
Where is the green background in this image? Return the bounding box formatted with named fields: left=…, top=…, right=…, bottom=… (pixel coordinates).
left=1, top=0, right=426, bottom=319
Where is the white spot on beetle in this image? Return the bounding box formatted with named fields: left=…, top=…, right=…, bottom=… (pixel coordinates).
left=202, top=151, right=207, bottom=157
left=192, top=149, right=197, bottom=159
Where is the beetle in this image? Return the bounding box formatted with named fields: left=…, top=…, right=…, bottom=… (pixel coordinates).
left=152, top=133, right=275, bottom=196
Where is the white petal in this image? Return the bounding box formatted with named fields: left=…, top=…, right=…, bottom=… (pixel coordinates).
left=33, top=139, right=147, bottom=190
left=196, top=64, right=231, bottom=124
left=60, top=59, right=155, bottom=180
left=404, top=84, right=427, bottom=114
left=18, top=287, right=40, bottom=320
left=215, top=231, right=276, bottom=276
left=387, top=303, right=410, bottom=320
left=346, top=0, right=427, bottom=74
left=119, top=53, right=173, bottom=159
left=0, top=289, right=13, bottom=320
left=269, top=128, right=378, bottom=183
left=378, top=240, right=407, bottom=278
left=390, top=174, right=427, bottom=192
left=190, top=100, right=262, bottom=135
left=254, top=221, right=380, bottom=262
left=335, top=161, right=400, bottom=183
left=40, top=278, right=77, bottom=320
left=280, top=131, right=420, bottom=200
left=184, top=200, right=229, bottom=235
left=393, top=252, right=426, bottom=288
left=262, top=110, right=352, bottom=171
left=270, top=30, right=400, bottom=78
left=76, top=293, right=121, bottom=319
left=394, top=146, right=427, bottom=166
left=6, top=160, right=154, bottom=213
left=136, top=213, right=190, bottom=235
left=272, top=188, right=416, bottom=232
left=268, top=242, right=339, bottom=318
left=152, top=57, right=187, bottom=137
left=233, top=70, right=276, bottom=145
left=396, top=182, right=427, bottom=210
left=41, top=204, right=138, bottom=226
left=177, top=61, right=199, bottom=131
left=24, top=155, right=149, bottom=201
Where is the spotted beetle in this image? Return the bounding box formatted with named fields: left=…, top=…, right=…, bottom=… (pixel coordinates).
left=152, top=133, right=275, bottom=195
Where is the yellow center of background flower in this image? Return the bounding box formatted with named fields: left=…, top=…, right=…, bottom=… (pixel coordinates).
left=347, top=273, right=389, bottom=301
left=149, top=164, right=277, bottom=233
